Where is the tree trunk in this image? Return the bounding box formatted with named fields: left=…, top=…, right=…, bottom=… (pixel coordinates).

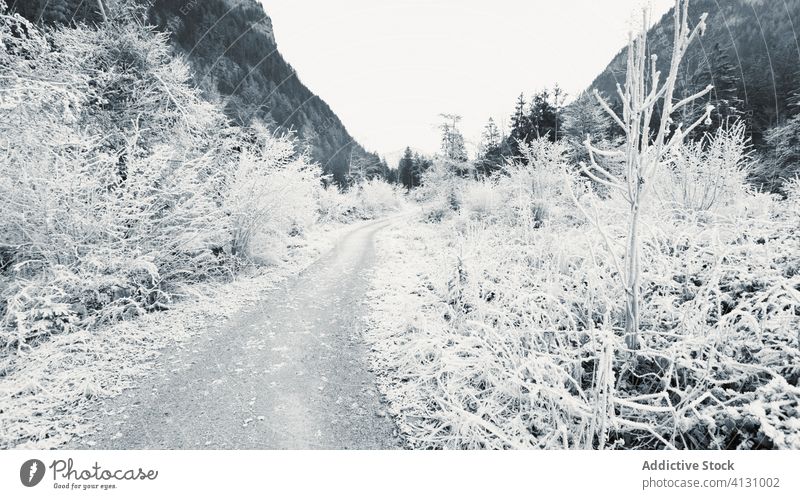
left=624, top=187, right=642, bottom=351
left=95, top=0, right=108, bottom=22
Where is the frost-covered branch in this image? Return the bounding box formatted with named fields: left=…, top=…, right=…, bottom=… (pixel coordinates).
left=577, top=0, right=711, bottom=352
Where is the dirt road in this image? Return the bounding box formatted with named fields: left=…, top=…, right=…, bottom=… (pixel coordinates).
left=78, top=218, right=401, bottom=449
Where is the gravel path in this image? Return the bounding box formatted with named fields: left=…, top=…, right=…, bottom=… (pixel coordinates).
left=77, top=218, right=402, bottom=449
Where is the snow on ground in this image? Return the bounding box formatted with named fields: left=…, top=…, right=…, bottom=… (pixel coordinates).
left=364, top=217, right=455, bottom=448
left=0, top=220, right=372, bottom=449
left=365, top=202, right=800, bottom=449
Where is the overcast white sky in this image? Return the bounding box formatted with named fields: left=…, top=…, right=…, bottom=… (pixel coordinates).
left=262, top=0, right=674, bottom=162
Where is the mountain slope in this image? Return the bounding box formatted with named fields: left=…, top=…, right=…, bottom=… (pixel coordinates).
left=13, top=0, right=374, bottom=184
left=11, top=0, right=106, bottom=24
left=147, top=0, right=369, bottom=184
left=588, top=0, right=800, bottom=145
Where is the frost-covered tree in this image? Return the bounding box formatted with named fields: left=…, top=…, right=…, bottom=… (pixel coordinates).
left=563, top=90, right=613, bottom=162
left=580, top=0, right=714, bottom=350
left=529, top=85, right=565, bottom=141
left=758, top=114, right=800, bottom=192
left=346, top=150, right=386, bottom=186
left=439, top=113, right=468, bottom=162
left=347, top=151, right=368, bottom=186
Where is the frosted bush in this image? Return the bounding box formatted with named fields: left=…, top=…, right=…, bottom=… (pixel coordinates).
left=371, top=196, right=800, bottom=449
left=316, top=185, right=357, bottom=223
left=418, top=160, right=462, bottom=218
left=460, top=181, right=498, bottom=219
left=784, top=176, right=800, bottom=206
left=0, top=17, right=241, bottom=346
left=355, top=179, right=404, bottom=218
left=0, top=16, right=330, bottom=348
left=315, top=180, right=402, bottom=223
left=653, top=124, right=751, bottom=213
left=497, top=138, right=574, bottom=227
left=225, top=131, right=320, bottom=261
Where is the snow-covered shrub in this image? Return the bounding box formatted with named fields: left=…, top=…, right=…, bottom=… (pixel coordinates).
left=316, top=184, right=357, bottom=223
left=418, top=160, right=462, bottom=220
left=497, top=138, right=573, bottom=227
left=370, top=194, right=800, bottom=449
left=0, top=15, right=278, bottom=347
left=369, top=218, right=624, bottom=449
left=224, top=130, right=320, bottom=262
left=0, top=128, right=233, bottom=343
left=653, top=124, right=751, bottom=213
left=354, top=179, right=404, bottom=218
left=460, top=181, right=498, bottom=219
left=784, top=176, right=800, bottom=208
left=315, top=179, right=402, bottom=223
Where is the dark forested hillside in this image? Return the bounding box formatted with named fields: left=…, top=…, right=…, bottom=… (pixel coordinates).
left=147, top=0, right=380, bottom=185
left=589, top=0, right=800, bottom=147
left=12, top=0, right=379, bottom=185
left=11, top=0, right=106, bottom=24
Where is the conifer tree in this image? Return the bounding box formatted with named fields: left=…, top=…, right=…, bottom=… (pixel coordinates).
left=686, top=42, right=745, bottom=138
left=412, top=153, right=431, bottom=187
left=439, top=114, right=468, bottom=162
left=563, top=91, right=613, bottom=162
left=529, top=88, right=563, bottom=141
left=509, top=93, right=531, bottom=155
left=761, top=114, right=800, bottom=192
left=19, top=0, right=107, bottom=25
left=399, top=147, right=415, bottom=189
left=477, top=118, right=503, bottom=176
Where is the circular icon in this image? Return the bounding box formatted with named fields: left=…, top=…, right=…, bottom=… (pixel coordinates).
left=20, top=459, right=45, bottom=487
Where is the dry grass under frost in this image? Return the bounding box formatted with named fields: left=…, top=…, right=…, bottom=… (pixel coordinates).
left=366, top=187, right=800, bottom=449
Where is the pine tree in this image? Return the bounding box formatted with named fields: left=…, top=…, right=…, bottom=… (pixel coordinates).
left=398, top=147, right=415, bottom=189
left=412, top=153, right=431, bottom=187
left=17, top=0, right=107, bottom=25
left=481, top=118, right=501, bottom=149
left=509, top=93, right=531, bottom=155
left=477, top=118, right=503, bottom=176
left=709, top=44, right=744, bottom=125
left=386, top=165, right=399, bottom=185
left=760, top=115, right=800, bottom=192
left=688, top=43, right=745, bottom=138
left=379, top=157, right=389, bottom=181
left=529, top=88, right=560, bottom=141
left=439, top=114, right=468, bottom=162
left=563, top=91, right=613, bottom=162
left=552, top=84, right=567, bottom=141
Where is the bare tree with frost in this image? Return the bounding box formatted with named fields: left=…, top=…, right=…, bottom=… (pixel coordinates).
left=580, top=0, right=714, bottom=351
